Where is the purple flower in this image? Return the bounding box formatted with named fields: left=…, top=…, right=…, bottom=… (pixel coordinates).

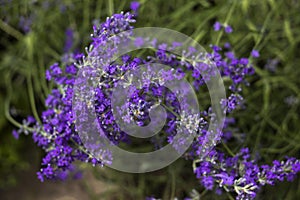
left=27, top=116, right=36, bottom=124
left=224, top=42, right=231, bottom=49
left=63, top=28, right=74, bottom=52
left=130, top=1, right=140, bottom=12
left=73, top=171, right=83, bottom=179
left=12, top=8, right=299, bottom=200
left=251, top=50, right=260, bottom=58
left=202, top=176, right=214, bottom=190
left=224, top=25, right=233, bottom=33
left=225, top=51, right=235, bottom=60
left=213, top=22, right=222, bottom=31
left=194, top=148, right=300, bottom=200
left=215, top=172, right=234, bottom=186
left=221, top=94, right=243, bottom=113
left=12, top=130, right=19, bottom=139
left=239, top=58, right=249, bottom=65
left=19, top=15, right=33, bottom=33
left=134, top=37, right=144, bottom=47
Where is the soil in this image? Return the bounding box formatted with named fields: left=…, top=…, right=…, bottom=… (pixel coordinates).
left=0, top=169, right=114, bottom=200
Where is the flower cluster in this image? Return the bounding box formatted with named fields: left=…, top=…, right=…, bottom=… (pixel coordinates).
left=12, top=4, right=299, bottom=200
left=213, top=21, right=233, bottom=33
left=194, top=148, right=300, bottom=199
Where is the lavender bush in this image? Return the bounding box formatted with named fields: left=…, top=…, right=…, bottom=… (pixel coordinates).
left=2, top=0, right=300, bottom=199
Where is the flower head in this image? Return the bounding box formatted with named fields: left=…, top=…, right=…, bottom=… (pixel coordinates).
left=130, top=1, right=140, bottom=14
left=251, top=50, right=260, bottom=58
left=213, top=22, right=222, bottom=31
left=224, top=25, right=233, bottom=33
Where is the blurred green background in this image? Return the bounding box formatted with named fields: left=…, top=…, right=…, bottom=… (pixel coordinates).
left=0, top=0, right=300, bottom=199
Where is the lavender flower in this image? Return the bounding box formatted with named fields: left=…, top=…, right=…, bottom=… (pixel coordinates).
left=264, top=58, right=279, bottom=72
left=11, top=5, right=299, bottom=200
left=221, top=94, right=244, bottom=113
left=251, top=50, right=260, bottom=58
left=130, top=1, right=140, bottom=14
left=213, top=22, right=233, bottom=34
left=63, top=27, right=74, bottom=53
left=225, top=25, right=233, bottom=33
left=213, top=22, right=222, bottom=31
left=193, top=149, right=300, bottom=200
left=13, top=12, right=257, bottom=180
left=19, top=15, right=33, bottom=33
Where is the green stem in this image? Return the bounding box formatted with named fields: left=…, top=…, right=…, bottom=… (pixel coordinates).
left=215, top=0, right=237, bottom=46
left=108, top=0, right=114, bottom=16
left=160, top=103, right=181, bottom=119
left=83, top=0, right=90, bottom=31
left=4, top=98, right=34, bottom=132
left=4, top=73, right=35, bottom=131
left=0, top=19, right=23, bottom=40
left=25, top=34, right=42, bottom=124
left=27, top=74, right=42, bottom=124
left=253, top=0, right=285, bottom=50
left=170, top=167, right=176, bottom=199
left=226, top=192, right=235, bottom=200
left=200, top=189, right=208, bottom=198
left=222, top=141, right=235, bottom=157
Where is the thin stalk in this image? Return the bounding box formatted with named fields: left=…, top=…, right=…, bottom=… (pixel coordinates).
left=215, top=0, right=237, bottom=46
left=0, top=19, right=23, bottom=40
